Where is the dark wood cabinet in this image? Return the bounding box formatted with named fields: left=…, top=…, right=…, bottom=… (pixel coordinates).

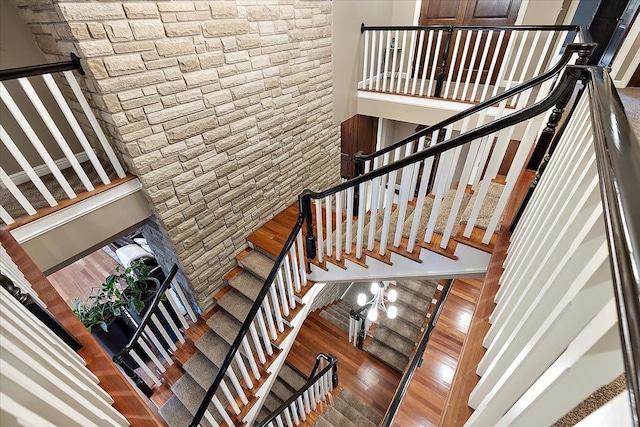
left=340, top=115, right=378, bottom=179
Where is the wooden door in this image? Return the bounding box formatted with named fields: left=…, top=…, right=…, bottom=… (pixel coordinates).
left=340, top=115, right=378, bottom=179
left=418, top=0, right=522, bottom=89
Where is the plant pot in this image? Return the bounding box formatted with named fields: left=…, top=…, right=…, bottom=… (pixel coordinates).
left=91, top=315, right=139, bottom=368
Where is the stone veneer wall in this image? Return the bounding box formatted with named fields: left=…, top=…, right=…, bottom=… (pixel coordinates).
left=12, top=0, right=341, bottom=312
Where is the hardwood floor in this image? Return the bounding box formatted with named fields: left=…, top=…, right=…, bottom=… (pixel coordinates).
left=46, top=247, right=119, bottom=305
left=286, top=311, right=402, bottom=415
left=392, top=278, right=483, bottom=427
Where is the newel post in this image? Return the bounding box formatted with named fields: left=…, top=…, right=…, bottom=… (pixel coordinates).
left=300, top=192, right=316, bottom=261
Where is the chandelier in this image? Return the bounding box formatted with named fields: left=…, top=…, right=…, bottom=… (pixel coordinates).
left=356, top=281, right=398, bottom=322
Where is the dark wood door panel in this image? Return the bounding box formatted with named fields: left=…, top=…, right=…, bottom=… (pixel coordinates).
left=463, top=0, right=522, bottom=25
left=420, top=0, right=467, bottom=25
left=340, top=115, right=378, bottom=179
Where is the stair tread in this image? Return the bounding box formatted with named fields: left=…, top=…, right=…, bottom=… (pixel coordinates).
left=227, top=269, right=263, bottom=301
left=279, top=362, right=307, bottom=390
left=377, top=316, right=421, bottom=341
left=395, top=279, right=439, bottom=299
left=319, top=406, right=358, bottom=427
left=170, top=373, right=223, bottom=426
left=460, top=181, right=506, bottom=230
left=195, top=330, right=231, bottom=367
left=369, top=327, right=415, bottom=356
left=206, top=309, right=242, bottom=344
left=391, top=300, right=428, bottom=326
left=319, top=310, right=349, bottom=333
left=365, top=339, right=409, bottom=372
left=183, top=352, right=219, bottom=390
left=432, top=188, right=472, bottom=235
left=337, top=389, right=383, bottom=424
left=271, top=376, right=296, bottom=402
left=217, top=289, right=253, bottom=323
left=263, top=392, right=285, bottom=413
left=402, top=197, right=434, bottom=238
left=237, top=250, right=274, bottom=282
left=333, top=395, right=377, bottom=427
left=159, top=396, right=197, bottom=427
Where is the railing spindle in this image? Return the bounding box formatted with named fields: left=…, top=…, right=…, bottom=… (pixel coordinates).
left=396, top=30, right=408, bottom=93
left=452, top=30, right=472, bottom=100
left=461, top=30, right=483, bottom=101
left=411, top=30, right=425, bottom=95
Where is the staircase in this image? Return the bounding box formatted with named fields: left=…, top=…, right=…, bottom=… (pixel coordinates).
left=145, top=44, right=587, bottom=426
left=312, top=389, right=382, bottom=427
left=159, top=248, right=301, bottom=426
left=256, top=362, right=308, bottom=423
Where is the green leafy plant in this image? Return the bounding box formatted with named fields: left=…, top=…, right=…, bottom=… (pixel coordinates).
left=71, top=260, right=158, bottom=332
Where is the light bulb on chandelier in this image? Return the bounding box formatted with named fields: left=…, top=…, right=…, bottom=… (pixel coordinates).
left=357, top=293, right=367, bottom=307
left=370, top=282, right=379, bottom=294
left=387, top=289, right=397, bottom=302
left=367, top=308, right=378, bottom=322
left=387, top=305, right=397, bottom=319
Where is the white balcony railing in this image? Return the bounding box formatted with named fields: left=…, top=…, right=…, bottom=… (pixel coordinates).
left=0, top=56, right=126, bottom=226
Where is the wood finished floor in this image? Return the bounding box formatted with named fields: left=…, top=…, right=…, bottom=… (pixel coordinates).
left=286, top=311, right=402, bottom=416
left=47, top=247, right=119, bottom=305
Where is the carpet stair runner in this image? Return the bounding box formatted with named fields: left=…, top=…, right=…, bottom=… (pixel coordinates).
left=363, top=279, right=438, bottom=372
left=159, top=249, right=288, bottom=426
left=312, top=389, right=382, bottom=427
left=329, top=181, right=504, bottom=267
left=255, top=361, right=309, bottom=424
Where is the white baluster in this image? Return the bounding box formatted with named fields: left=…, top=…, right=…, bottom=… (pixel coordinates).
left=289, top=245, right=301, bottom=294
left=345, top=186, right=354, bottom=255
left=375, top=31, right=385, bottom=91
left=367, top=176, right=381, bottom=250
left=42, top=74, right=110, bottom=185
left=389, top=30, right=400, bottom=92
left=471, top=30, right=494, bottom=102
left=150, top=314, right=176, bottom=351
left=407, top=156, right=434, bottom=253
left=362, top=30, right=369, bottom=88
left=489, top=30, right=513, bottom=99
left=295, top=232, right=307, bottom=286
left=282, top=256, right=296, bottom=309
left=249, top=322, right=267, bottom=363
left=18, top=77, right=94, bottom=192
left=227, top=366, right=248, bottom=405
left=234, top=352, right=253, bottom=389
left=267, top=286, right=284, bottom=334
left=314, top=199, right=324, bottom=263
left=0, top=110, right=70, bottom=203
left=241, top=336, right=260, bottom=379
left=158, top=302, right=184, bottom=343
left=379, top=169, right=396, bottom=255
left=0, top=206, right=13, bottom=224
left=275, top=267, right=289, bottom=318
left=290, top=400, right=300, bottom=425
left=129, top=350, right=160, bottom=386
left=275, top=414, right=285, bottom=427
left=404, top=30, right=417, bottom=94
left=211, top=395, right=235, bottom=427
left=220, top=379, right=241, bottom=414
left=428, top=30, right=444, bottom=97
left=382, top=30, right=392, bottom=92
left=396, top=30, right=408, bottom=93
left=137, top=338, right=166, bottom=371
left=63, top=71, right=126, bottom=178
left=171, top=281, right=197, bottom=322
left=325, top=195, right=332, bottom=258
left=142, top=326, right=172, bottom=363
left=461, top=30, right=483, bottom=101
left=368, top=31, right=377, bottom=91
left=411, top=30, right=425, bottom=95
left=297, top=395, right=306, bottom=422
left=255, top=310, right=274, bottom=356
left=356, top=182, right=366, bottom=259
left=0, top=168, right=36, bottom=216
left=419, top=30, right=434, bottom=96
left=408, top=136, right=427, bottom=201
left=393, top=157, right=415, bottom=247
left=509, top=30, right=541, bottom=106
left=443, top=31, right=463, bottom=98
left=165, top=288, right=190, bottom=330
left=452, top=30, right=473, bottom=100
left=333, top=190, right=342, bottom=261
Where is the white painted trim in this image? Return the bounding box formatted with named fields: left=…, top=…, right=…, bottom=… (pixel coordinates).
left=3, top=151, right=91, bottom=187
left=357, top=90, right=507, bottom=117
left=10, top=178, right=143, bottom=244
left=412, top=0, right=421, bottom=26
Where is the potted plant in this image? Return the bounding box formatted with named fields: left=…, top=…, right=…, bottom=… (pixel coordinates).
left=71, top=260, right=158, bottom=364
